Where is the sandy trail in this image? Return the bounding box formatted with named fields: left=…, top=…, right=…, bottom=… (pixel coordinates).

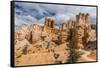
left=78, top=49, right=96, bottom=62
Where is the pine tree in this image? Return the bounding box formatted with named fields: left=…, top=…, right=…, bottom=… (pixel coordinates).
left=67, top=28, right=82, bottom=63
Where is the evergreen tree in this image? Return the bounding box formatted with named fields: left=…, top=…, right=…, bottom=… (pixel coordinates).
left=67, top=28, right=82, bottom=63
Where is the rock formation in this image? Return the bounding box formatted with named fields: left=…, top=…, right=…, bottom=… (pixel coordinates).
left=31, top=24, right=42, bottom=45
left=75, top=13, right=93, bottom=49
left=14, top=12, right=97, bottom=66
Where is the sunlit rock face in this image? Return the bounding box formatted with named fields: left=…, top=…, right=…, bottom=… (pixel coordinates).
left=31, top=24, right=42, bottom=45
left=14, top=28, right=32, bottom=65
left=76, top=13, right=91, bottom=29
left=15, top=24, right=31, bottom=42
left=43, top=17, right=54, bottom=33
left=43, top=17, right=58, bottom=34
left=88, top=29, right=96, bottom=42
left=60, top=23, right=67, bottom=30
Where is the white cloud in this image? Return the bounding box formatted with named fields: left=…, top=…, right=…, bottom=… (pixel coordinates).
left=15, top=1, right=97, bottom=27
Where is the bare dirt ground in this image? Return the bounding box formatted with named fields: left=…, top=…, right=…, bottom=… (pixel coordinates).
left=77, top=49, right=96, bottom=62
left=15, top=43, right=70, bottom=66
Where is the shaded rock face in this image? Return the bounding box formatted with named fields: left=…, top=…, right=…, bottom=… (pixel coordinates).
left=14, top=13, right=97, bottom=66
left=67, top=20, right=76, bottom=29
left=75, top=26, right=85, bottom=49
left=60, top=30, right=69, bottom=43
left=85, top=41, right=96, bottom=50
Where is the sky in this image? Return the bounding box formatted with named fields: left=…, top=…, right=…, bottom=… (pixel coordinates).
left=14, top=1, right=97, bottom=30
